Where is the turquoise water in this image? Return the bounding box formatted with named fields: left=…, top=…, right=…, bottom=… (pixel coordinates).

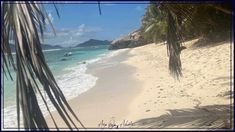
left=3, top=45, right=110, bottom=107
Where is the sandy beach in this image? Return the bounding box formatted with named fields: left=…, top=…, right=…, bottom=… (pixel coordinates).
left=124, top=39, right=233, bottom=129
left=46, top=49, right=142, bottom=129
left=46, top=39, right=233, bottom=129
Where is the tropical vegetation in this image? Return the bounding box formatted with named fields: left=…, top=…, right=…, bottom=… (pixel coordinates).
left=1, top=1, right=233, bottom=130
left=141, top=2, right=233, bottom=78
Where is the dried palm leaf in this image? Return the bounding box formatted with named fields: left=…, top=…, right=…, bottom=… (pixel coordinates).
left=161, top=4, right=194, bottom=79
left=2, top=1, right=84, bottom=130
left=166, top=10, right=183, bottom=79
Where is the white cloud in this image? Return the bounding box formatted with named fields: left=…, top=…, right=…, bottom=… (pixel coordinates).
left=43, top=24, right=103, bottom=47
left=78, top=24, right=85, bottom=29
left=45, top=12, right=54, bottom=25
left=76, top=24, right=86, bottom=35
left=48, top=13, right=54, bottom=23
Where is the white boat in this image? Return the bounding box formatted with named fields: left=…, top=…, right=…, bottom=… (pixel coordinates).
left=68, top=52, right=72, bottom=56
left=64, top=52, right=72, bottom=57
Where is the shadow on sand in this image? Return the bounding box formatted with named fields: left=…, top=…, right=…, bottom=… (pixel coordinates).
left=190, top=37, right=230, bottom=49
left=134, top=104, right=233, bottom=129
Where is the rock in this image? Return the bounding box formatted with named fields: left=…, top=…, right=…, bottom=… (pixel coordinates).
left=108, top=29, right=147, bottom=50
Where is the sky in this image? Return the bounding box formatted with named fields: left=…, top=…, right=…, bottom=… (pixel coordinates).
left=43, top=1, right=149, bottom=47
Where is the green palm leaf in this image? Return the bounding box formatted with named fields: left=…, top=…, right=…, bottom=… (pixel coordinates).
left=1, top=2, right=84, bottom=130
left=145, top=23, right=156, bottom=33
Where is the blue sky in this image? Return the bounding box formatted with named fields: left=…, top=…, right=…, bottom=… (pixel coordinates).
left=44, top=2, right=149, bottom=47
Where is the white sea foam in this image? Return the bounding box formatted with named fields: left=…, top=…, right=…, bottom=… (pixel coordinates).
left=43, top=49, right=62, bottom=52
left=105, top=49, right=128, bottom=58
left=2, top=49, right=125, bottom=128
left=2, top=60, right=98, bottom=128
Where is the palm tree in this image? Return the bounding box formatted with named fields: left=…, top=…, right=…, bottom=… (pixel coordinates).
left=142, top=2, right=232, bottom=79
left=1, top=2, right=84, bottom=130
left=142, top=3, right=194, bottom=79
left=1, top=1, right=232, bottom=130
left=142, top=4, right=167, bottom=43
left=165, top=3, right=232, bottom=79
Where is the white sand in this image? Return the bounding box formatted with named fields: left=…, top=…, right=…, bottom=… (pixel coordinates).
left=46, top=39, right=233, bottom=129
left=124, top=39, right=233, bottom=129
left=45, top=50, right=142, bottom=129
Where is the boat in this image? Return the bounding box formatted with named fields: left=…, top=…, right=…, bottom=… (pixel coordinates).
left=64, top=52, right=72, bottom=57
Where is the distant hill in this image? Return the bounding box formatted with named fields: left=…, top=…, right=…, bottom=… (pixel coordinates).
left=9, top=43, right=63, bottom=52
left=41, top=44, right=63, bottom=50
left=75, top=39, right=111, bottom=47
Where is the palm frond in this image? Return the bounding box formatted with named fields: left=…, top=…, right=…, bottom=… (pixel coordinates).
left=166, top=10, right=183, bottom=79
left=145, top=23, right=156, bottom=33
left=98, top=1, right=101, bottom=15
left=2, top=2, right=84, bottom=130
left=161, top=4, right=195, bottom=79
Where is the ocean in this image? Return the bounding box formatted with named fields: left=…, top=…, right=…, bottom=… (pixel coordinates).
left=2, top=45, right=113, bottom=128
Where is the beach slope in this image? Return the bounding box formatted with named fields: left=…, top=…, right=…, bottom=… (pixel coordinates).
left=46, top=39, right=233, bottom=129
left=125, top=39, right=233, bottom=129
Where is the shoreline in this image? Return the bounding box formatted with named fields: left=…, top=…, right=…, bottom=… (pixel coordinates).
left=3, top=49, right=125, bottom=128
left=46, top=39, right=232, bottom=129
left=45, top=49, right=143, bottom=128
